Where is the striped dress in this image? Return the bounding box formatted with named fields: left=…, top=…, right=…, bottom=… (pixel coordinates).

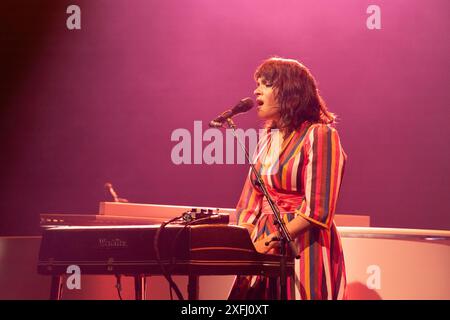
left=229, top=121, right=347, bottom=300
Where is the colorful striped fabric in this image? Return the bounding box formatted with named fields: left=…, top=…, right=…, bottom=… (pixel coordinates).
left=231, top=122, right=347, bottom=300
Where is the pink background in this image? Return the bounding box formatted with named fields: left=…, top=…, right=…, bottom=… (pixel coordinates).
left=0, top=0, right=449, bottom=235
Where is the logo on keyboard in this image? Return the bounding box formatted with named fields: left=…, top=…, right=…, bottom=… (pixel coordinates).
left=98, top=238, right=128, bottom=248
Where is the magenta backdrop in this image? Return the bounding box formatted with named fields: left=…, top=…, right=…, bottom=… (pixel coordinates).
left=0, top=0, right=449, bottom=235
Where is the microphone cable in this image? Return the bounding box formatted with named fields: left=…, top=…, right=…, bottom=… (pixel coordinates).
left=115, top=274, right=123, bottom=300
left=153, top=214, right=187, bottom=300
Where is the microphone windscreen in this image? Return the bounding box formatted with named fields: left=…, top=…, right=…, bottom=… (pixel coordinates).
left=235, top=97, right=254, bottom=113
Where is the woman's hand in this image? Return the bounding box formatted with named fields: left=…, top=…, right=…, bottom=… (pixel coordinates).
left=254, top=233, right=280, bottom=254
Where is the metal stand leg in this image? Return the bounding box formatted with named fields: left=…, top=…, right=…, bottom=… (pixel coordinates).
left=268, top=277, right=278, bottom=300
left=134, top=275, right=146, bottom=300
left=49, top=275, right=62, bottom=300
left=279, top=239, right=288, bottom=300
left=188, top=275, right=199, bottom=300
left=289, top=273, right=295, bottom=300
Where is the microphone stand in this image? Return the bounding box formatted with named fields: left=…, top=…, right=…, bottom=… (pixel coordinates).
left=224, top=118, right=300, bottom=300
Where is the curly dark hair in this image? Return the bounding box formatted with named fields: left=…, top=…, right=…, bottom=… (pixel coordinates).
left=254, top=57, right=335, bottom=135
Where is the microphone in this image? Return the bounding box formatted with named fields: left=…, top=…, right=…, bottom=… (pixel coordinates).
left=104, top=182, right=128, bottom=203
left=209, top=97, right=254, bottom=128
left=104, top=182, right=119, bottom=202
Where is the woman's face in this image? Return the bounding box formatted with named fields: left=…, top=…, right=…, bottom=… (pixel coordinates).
left=254, top=77, right=280, bottom=122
